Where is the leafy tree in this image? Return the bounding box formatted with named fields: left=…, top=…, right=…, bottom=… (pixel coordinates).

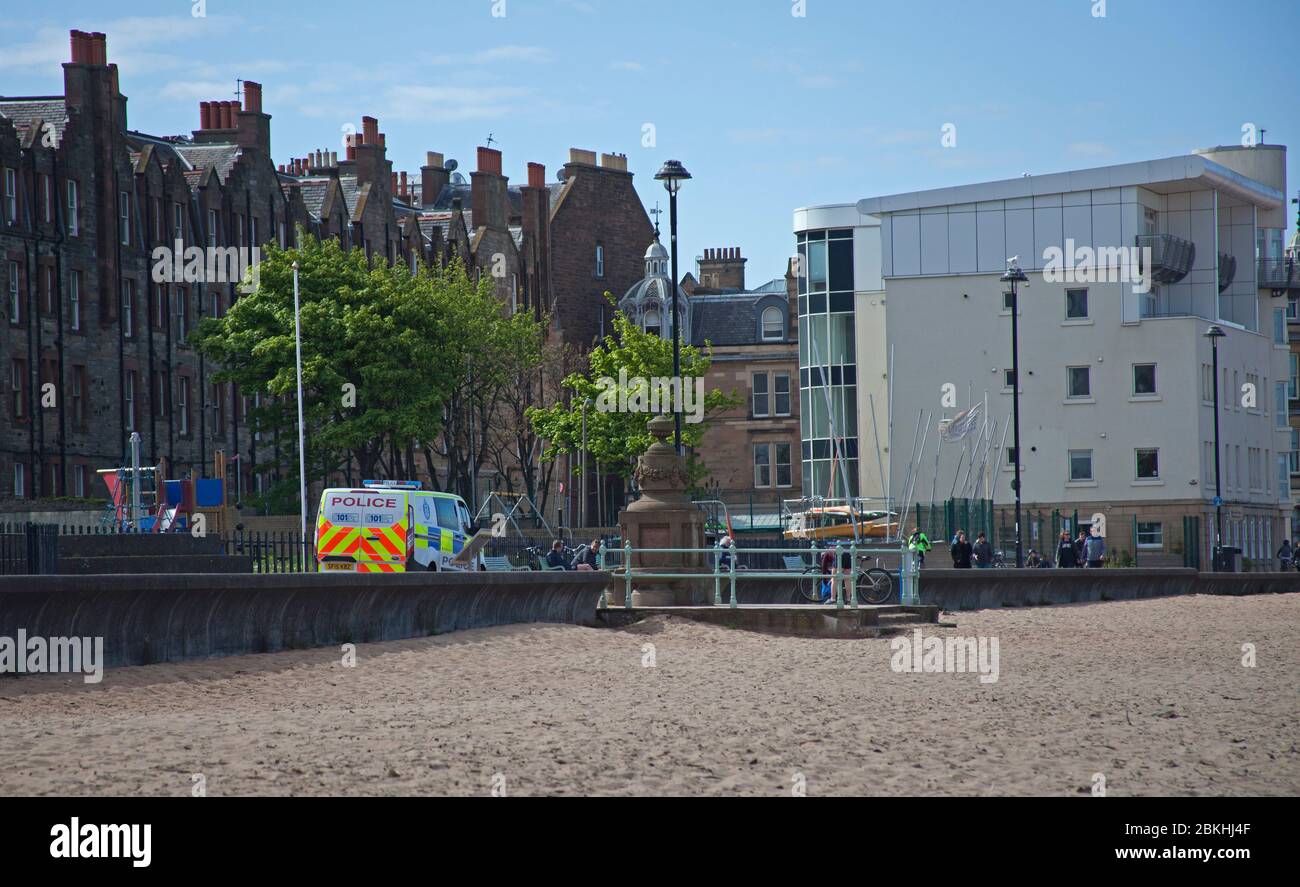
left=527, top=299, right=739, bottom=488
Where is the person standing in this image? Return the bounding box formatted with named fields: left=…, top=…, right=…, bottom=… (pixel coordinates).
left=1277, top=539, right=1293, bottom=571
left=1056, top=531, right=1078, bottom=568
left=972, top=532, right=993, bottom=568
left=1074, top=530, right=1089, bottom=569
left=951, top=531, right=973, bottom=568
left=908, top=527, right=933, bottom=568
left=1084, top=532, right=1107, bottom=568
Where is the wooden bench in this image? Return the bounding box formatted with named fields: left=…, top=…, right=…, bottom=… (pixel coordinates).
left=483, top=555, right=526, bottom=572
left=783, top=555, right=809, bottom=571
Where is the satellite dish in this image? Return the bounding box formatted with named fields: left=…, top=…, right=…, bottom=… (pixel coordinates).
left=557, top=168, right=568, bottom=182
left=445, top=158, right=459, bottom=173
left=451, top=172, right=467, bottom=185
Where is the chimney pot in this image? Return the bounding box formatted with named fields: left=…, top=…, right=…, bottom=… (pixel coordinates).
left=527, top=162, right=545, bottom=189
left=426, top=151, right=443, bottom=168
left=362, top=116, right=379, bottom=144
left=477, top=146, right=503, bottom=175
left=329, top=151, right=336, bottom=166
left=400, top=171, right=408, bottom=194
left=200, top=101, right=212, bottom=129
left=243, top=80, right=262, bottom=114
left=89, top=32, right=106, bottom=66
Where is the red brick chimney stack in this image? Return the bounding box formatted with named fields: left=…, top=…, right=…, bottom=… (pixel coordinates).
left=471, top=147, right=508, bottom=230
left=527, top=163, right=545, bottom=190
left=243, top=80, right=262, bottom=114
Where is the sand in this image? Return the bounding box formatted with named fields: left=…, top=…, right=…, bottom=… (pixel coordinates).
left=1, top=593, right=1297, bottom=796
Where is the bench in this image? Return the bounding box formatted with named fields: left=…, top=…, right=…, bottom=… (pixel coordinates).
left=783, top=555, right=809, bottom=571
left=483, top=555, right=526, bottom=572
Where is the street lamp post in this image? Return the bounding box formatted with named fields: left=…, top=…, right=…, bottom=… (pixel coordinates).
left=655, top=160, right=692, bottom=455
left=1205, top=324, right=1226, bottom=571
left=1001, top=258, right=1029, bottom=569
left=292, top=261, right=308, bottom=543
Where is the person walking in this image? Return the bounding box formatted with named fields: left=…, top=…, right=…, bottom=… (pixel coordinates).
left=1083, top=532, right=1107, bottom=568
left=1056, top=531, right=1078, bottom=569
left=951, top=530, right=973, bottom=568
left=972, top=532, right=994, bottom=569
left=908, top=527, right=933, bottom=568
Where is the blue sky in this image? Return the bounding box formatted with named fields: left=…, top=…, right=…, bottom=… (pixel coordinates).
left=3, top=0, right=1298, bottom=284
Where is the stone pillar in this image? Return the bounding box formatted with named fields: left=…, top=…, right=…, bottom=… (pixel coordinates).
left=612, top=415, right=707, bottom=606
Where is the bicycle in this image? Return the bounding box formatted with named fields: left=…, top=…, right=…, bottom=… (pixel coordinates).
left=795, top=555, right=894, bottom=605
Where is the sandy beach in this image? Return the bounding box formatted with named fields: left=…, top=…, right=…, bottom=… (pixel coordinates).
left=2, top=593, right=1297, bottom=796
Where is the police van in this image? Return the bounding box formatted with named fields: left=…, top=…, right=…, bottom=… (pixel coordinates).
left=315, top=481, right=483, bottom=573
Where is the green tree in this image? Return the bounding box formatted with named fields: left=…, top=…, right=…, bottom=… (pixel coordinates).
left=527, top=300, right=739, bottom=488
left=193, top=231, right=486, bottom=488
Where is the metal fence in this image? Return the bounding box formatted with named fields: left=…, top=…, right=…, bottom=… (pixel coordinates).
left=224, top=530, right=315, bottom=574
left=0, top=523, right=60, bottom=575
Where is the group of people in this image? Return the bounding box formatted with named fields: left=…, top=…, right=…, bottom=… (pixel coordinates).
left=545, top=538, right=603, bottom=571
left=1054, top=529, right=1107, bottom=569
left=947, top=530, right=996, bottom=568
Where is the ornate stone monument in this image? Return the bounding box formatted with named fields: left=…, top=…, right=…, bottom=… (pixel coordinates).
left=612, top=414, right=707, bottom=606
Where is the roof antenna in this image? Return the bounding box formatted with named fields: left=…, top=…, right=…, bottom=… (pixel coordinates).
left=1259, top=128, right=1267, bottom=145
left=235, top=78, right=243, bottom=103
left=486, top=133, right=497, bottom=149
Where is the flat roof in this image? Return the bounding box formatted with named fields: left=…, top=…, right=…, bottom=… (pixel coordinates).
left=852, top=153, right=1284, bottom=216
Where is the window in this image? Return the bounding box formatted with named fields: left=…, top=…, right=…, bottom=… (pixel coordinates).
left=153, top=197, right=163, bottom=242
left=12, top=462, right=24, bottom=498
left=775, top=443, right=792, bottom=487
left=41, top=266, right=55, bottom=316
left=125, top=371, right=137, bottom=432
left=176, top=287, right=189, bottom=341
left=10, top=359, right=26, bottom=420
left=1135, top=448, right=1160, bottom=480
left=74, top=464, right=86, bottom=498
left=643, top=309, right=661, bottom=338
left=178, top=377, right=190, bottom=436
left=752, top=373, right=770, bottom=417
left=234, top=213, right=244, bottom=247
left=1291, top=354, right=1299, bottom=400
left=774, top=373, right=791, bottom=416
left=1201, top=363, right=1214, bottom=403
left=754, top=443, right=771, bottom=488
left=1006, top=446, right=1018, bottom=466
left=1292, top=428, right=1300, bottom=475
left=122, top=281, right=135, bottom=338
left=1136, top=522, right=1164, bottom=549
left=1067, top=366, right=1091, bottom=399
left=119, top=191, right=131, bottom=245
left=153, top=283, right=166, bottom=330
left=278, top=221, right=287, bottom=248
left=1276, top=308, right=1287, bottom=345
left=1133, top=364, right=1156, bottom=396
left=70, top=271, right=80, bottom=331
left=1002, top=290, right=1015, bottom=312
left=72, top=366, right=86, bottom=430
left=250, top=216, right=259, bottom=246
left=173, top=203, right=184, bottom=241
left=1069, top=449, right=1093, bottom=482
left=66, top=180, right=78, bottom=235
left=3, top=168, right=15, bottom=223
left=212, top=382, right=227, bottom=436
left=7, top=261, right=19, bottom=323
left=1003, top=369, right=1015, bottom=390
left=595, top=242, right=605, bottom=278
left=208, top=209, right=219, bottom=247
left=1065, top=288, right=1088, bottom=319
left=42, top=174, right=52, bottom=224
left=761, top=306, right=784, bottom=341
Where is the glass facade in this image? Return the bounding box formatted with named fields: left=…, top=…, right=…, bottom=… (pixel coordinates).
left=796, top=228, right=858, bottom=499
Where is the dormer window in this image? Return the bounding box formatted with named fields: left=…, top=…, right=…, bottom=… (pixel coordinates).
left=644, top=308, right=661, bottom=338
left=761, top=306, right=784, bottom=341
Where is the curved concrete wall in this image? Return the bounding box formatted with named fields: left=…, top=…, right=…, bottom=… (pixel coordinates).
left=0, top=572, right=609, bottom=668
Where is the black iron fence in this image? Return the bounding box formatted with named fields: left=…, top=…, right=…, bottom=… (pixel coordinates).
left=224, top=530, right=316, bottom=574
left=0, top=523, right=60, bottom=575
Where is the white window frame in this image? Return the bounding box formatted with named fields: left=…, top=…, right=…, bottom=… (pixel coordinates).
left=1136, top=521, right=1164, bottom=550
left=119, top=190, right=131, bottom=245
left=74, top=464, right=86, bottom=498
left=1067, top=365, right=1091, bottom=399
left=775, top=442, right=793, bottom=488
left=754, top=443, right=772, bottom=488
left=13, top=462, right=24, bottom=498
left=69, top=271, right=80, bottom=331
left=208, top=209, right=219, bottom=248
left=42, top=174, right=52, bottom=224
left=1065, top=288, right=1089, bottom=320
left=752, top=372, right=770, bottom=417
left=173, top=202, right=184, bottom=241
left=125, top=372, right=136, bottom=432
left=3, top=168, right=15, bottom=224
left=761, top=306, right=784, bottom=341
left=7, top=261, right=18, bottom=323
left=66, top=180, right=78, bottom=235
left=1068, top=449, right=1094, bottom=482
left=595, top=242, right=605, bottom=278
left=178, top=377, right=190, bottom=436
left=1132, top=363, right=1157, bottom=396
left=774, top=373, right=791, bottom=417
left=1135, top=447, right=1160, bottom=480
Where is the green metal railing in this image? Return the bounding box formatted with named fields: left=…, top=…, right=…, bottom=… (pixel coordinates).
left=599, top=541, right=921, bottom=610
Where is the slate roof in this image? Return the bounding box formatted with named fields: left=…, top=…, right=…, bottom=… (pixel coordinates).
left=293, top=177, right=333, bottom=220
left=174, top=143, right=242, bottom=182
left=690, top=294, right=763, bottom=347
left=0, top=97, right=69, bottom=142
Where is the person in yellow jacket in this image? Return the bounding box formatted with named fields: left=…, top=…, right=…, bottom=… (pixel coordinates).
left=908, top=527, right=933, bottom=568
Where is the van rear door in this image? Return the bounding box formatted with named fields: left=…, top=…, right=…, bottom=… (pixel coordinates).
left=317, top=489, right=408, bottom=572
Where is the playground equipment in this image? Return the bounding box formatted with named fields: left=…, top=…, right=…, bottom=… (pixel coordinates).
left=474, top=491, right=555, bottom=541
left=97, top=436, right=229, bottom=534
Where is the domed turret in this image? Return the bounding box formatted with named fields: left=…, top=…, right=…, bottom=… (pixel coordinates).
left=619, top=234, right=690, bottom=340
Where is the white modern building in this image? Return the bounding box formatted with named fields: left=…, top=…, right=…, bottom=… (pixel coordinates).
left=795, top=144, right=1291, bottom=567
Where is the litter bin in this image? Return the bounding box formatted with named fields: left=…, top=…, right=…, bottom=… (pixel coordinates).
left=1214, top=546, right=1242, bottom=573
